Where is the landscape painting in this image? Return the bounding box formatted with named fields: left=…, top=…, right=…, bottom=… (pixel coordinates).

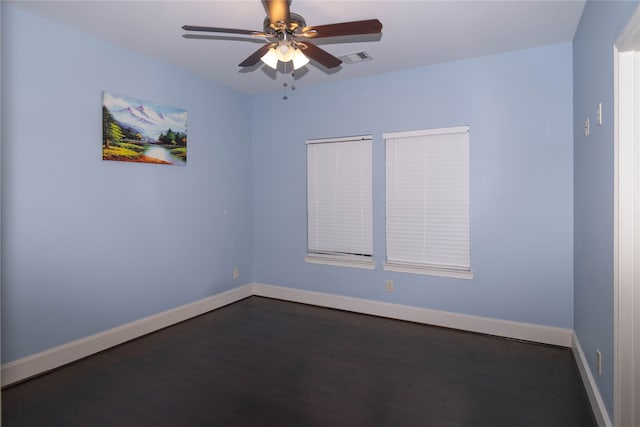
left=102, top=91, right=187, bottom=165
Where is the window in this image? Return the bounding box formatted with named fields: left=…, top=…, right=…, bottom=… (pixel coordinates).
left=306, top=135, right=374, bottom=269
left=384, top=126, right=472, bottom=279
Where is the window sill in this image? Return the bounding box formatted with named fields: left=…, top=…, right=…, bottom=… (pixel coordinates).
left=383, top=262, right=473, bottom=280
left=305, top=254, right=376, bottom=270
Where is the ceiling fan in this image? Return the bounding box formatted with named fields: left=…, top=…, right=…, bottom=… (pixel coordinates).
left=182, top=0, right=383, bottom=72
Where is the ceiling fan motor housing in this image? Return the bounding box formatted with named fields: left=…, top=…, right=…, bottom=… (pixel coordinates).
left=263, top=12, right=307, bottom=38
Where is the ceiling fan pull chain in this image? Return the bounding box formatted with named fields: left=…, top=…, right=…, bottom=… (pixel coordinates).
left=282, top=62, right=289, bottom=100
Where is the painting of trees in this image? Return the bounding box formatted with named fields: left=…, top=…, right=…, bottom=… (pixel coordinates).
left=101, top=91, right=187, bottom=165
left=102, top=106, right=124, bottom=148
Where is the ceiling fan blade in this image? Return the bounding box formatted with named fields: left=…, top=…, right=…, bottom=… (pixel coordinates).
left=299, top=42, right=342, bottom=69
left=239, top=44, right=274, bottom=67
left=182, top=25, right=267, bottom=37
left=299, top=19, right=383, bottom=39
left=264, top=0, right=291, bottom=27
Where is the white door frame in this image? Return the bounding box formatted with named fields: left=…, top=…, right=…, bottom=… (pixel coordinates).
left=614, top=7, right=640, bottom=427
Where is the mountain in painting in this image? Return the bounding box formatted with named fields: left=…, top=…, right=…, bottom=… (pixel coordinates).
left=103, top=92, right=187, bottom=142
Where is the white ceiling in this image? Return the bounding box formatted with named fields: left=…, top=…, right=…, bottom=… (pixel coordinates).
left=10, top=0, right=586, bottom=95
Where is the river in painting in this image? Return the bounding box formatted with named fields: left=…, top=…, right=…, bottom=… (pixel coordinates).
left=144, top=146, right=186, bottom=166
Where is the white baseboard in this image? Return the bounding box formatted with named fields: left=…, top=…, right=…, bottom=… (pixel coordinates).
left=251, top=283, right=573, bottom=347
left=1, top=284, right=253, bottom=387
left=572, top=333, right=613, bottom=427
left=2, top=282, right=575, bottom=388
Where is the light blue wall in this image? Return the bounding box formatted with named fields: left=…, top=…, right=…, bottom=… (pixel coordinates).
left=252, top=43, right=574, bottom=328
left=2, top=2, right=607, bottom=389
left=1, top=5, right=253, bottom=363
left=572, top=0, right=639, bottom=418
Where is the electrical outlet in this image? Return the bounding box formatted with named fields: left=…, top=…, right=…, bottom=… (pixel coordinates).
left=233, top=267, right=239, bottom=280
left=596, top=349, right=602, bottom=375
left=386, top=280, right=394, bottom=293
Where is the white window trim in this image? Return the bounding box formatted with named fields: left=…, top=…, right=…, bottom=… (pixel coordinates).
left=305, top=253, right=376, bottom=270
left=383, top=126, right=470, bottom=140
left=306, top=135, right=371, bottom=144
left=383, top=261, right=473, bottom=279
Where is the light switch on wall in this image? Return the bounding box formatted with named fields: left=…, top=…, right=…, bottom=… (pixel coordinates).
left=584, top=117, right=590, bottom=137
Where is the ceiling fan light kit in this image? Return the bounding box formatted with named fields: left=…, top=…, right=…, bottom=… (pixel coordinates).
left=276, top=41, right=295, bottom=62
left=260, top=48, right=279, bottom=69
left=182, top=0, right=382, bottom=75
left=260, top=39, right=310, bottom=70
left=292, top=48, right=310, bottom=69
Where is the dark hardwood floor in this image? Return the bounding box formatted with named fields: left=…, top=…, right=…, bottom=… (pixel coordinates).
left=2, top=296, right=595, bottom=426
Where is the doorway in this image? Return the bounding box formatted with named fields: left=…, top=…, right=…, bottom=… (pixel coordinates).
left=614, top=8, right=640, bottom=427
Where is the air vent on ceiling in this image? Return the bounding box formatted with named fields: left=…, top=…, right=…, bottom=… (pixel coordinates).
left=339, top=51, right=373, bottom=64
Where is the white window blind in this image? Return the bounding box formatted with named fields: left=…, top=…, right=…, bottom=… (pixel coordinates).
left=384, top=127, right=471, bottom=278
left=306, top=135, right=374, bottom=268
